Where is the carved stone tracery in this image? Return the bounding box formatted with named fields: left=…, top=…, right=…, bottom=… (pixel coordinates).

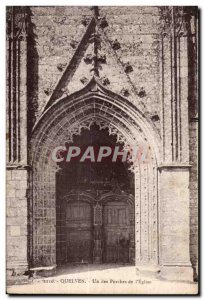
left=6, top=7, right=29, bottom=165
left=159, top=6, right=191, bottom=37
left=159, top=6, right=197, bottom=163
left=6, top=7, right=28, bottom=41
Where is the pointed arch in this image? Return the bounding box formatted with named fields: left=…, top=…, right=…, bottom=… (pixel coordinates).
left=29, top=77, right=160, bottom=268
left=31, top=77, right=161, bottom=166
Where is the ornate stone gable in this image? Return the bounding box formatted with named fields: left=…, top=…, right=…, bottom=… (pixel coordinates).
left=43, top=7, right=159, bottom=131
left=5, top=6, right=199, bottom=286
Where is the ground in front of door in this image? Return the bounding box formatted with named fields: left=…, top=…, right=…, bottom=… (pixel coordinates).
left=7, top=264, right=198, bottom=295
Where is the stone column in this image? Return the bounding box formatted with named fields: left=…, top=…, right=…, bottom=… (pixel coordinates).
left=158, top=7, right=195, bottom=281
left=6, top=7, right=29, bottom=276
left=158, top=165, right=193, bottom=281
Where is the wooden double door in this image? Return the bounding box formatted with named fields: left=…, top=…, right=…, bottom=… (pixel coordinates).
left=103, top=201, right=130, bottom=263
left=64, top=198, right=133, bottom=264
left=66, top=201, right=93, bottom=263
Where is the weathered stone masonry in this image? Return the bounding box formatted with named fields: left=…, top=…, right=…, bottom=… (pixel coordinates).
left=6, top=6, right=199, bottom=281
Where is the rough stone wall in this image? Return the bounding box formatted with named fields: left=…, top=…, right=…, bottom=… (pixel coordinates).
left=29, top=6, right=92, bottom=115
left=6, top=169, right=28, bottom=274
left=29, top=6, right=161, bottom=134
left=99, top=6, right=161, bottom=118
left=189, top=120, right=198, bottom=269
left=188, top=8, right=199, bottom=272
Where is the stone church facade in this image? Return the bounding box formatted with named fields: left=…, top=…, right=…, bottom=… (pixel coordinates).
left=6, top=6, right=198, bottom=282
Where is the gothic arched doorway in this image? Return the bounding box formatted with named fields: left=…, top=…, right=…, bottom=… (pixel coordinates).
left=30, top=77, right=160, bottom=270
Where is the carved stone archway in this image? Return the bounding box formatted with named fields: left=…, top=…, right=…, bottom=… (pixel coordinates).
left=30, top=77, right=160, bottom=269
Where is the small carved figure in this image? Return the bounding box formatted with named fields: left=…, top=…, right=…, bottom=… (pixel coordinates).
left=99, top=17, right=108, bottom=28
left=120, top=88, right=130, bottom=97
left=137, top=87, right=146, bottom=98
left=112, top=39, right=121, bottom=50
left=57, top=63, right=66, bottom=72
left=124, top=62, right=133, bottom=73
left=80, top=76, right=89, bottom=85
left=101, top=76, right=110, bottom=86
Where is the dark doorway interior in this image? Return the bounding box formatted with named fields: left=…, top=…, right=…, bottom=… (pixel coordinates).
left=56, top=124, right=135, bottom=265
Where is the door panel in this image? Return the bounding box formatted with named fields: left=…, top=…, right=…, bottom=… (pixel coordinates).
left=66, top=201, right=92, bottom=263
left=103, top=201, right=130, bottom=263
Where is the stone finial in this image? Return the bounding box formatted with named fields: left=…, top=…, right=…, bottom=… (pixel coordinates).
left=90, top=6, right=99, bottom=17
